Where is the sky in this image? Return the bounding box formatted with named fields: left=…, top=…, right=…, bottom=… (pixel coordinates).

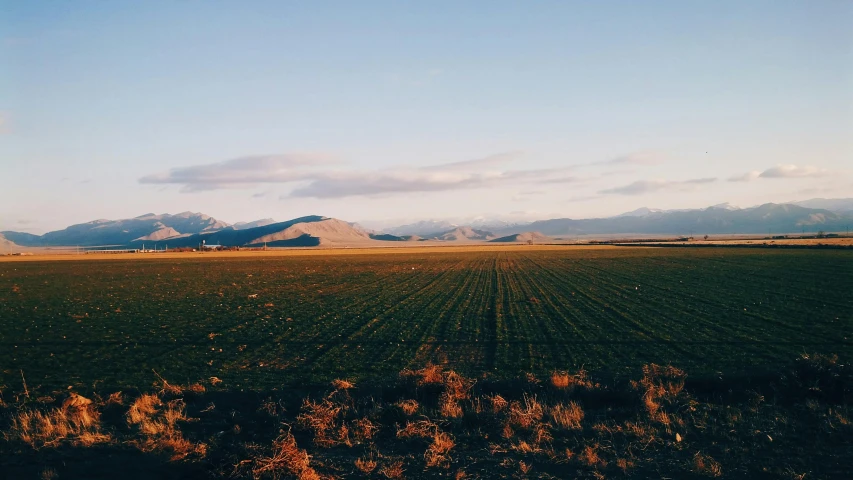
left=1, top=1, right=851, bottom=233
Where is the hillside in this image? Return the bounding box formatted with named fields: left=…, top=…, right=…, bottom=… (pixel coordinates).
left=4, top=212, right=229, bottom=247
left=790, top=198, right=853, bottom=214
left=489, top=231, right=551, bottom=243
left=149, top=216, right=403, bottom=248
left=0, top=233, right=20, bottom=253
left=231, top=218, right=277, bottom=230
left=524, top=203, right=853, bottom=236
left=426, top=226, right=496, bottom=241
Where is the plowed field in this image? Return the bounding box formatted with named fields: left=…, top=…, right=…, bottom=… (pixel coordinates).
left=1, top=246, right=851, bottom=391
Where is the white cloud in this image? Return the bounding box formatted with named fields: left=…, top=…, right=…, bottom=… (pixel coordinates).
left=590, top=151, right=666, bottom=167
left=600, top=177, right=717, bottom=195
left=139, top=154, right=334, bottom=192
left=759, top=164, right=830, bottom=178
left=727, top=171, right=760, bottom=182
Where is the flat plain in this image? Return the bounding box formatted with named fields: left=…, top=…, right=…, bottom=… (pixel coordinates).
left=2, top=246, right=850, bottom=391
left=2, top=246, right=852, bottom=479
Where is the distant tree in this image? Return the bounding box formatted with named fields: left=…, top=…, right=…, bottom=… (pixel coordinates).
left=703, top=235, right=709, bottom=241
left=817, top=230, right=826, bottom=238
left=527, top=240, right=533, bottom=245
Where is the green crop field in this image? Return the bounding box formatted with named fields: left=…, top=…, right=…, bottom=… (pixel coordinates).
left=2, top=246, right=851, bottom=392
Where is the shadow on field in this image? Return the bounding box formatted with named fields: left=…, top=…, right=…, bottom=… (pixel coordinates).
left=1, top=354, right=852, bottom=479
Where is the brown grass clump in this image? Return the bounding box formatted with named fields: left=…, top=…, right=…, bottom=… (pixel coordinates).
left=40, top=468, right=58, bottom=480
left=550, top=371, right=571, bottom=389
left=439, top=393, right=463, bottom=418
left=253, top=430, right=320, bottom=480
left=617, top=458, right=635, bottom=472
left=8, top=393, right=110, bottom=448
left=550, top=402, right=584, bottom=430
left=351, top=417, right=379, bottom=442
left=424, top=432, right=455, bottom=468
left=397, top=419, right=440, bottom=440
left=401, top=364, right=474, bottom=400
left=401, top=364, right=445, bottom=386
left=331, top=378, right=355, bottom=390
left=485, top=394, right=508, bottom=414
left=396, top=399, right=420, bottom=416
left=581, top=444, right=606, bottom=468
left=297, top=398, right=346, bottom=447
left=693, top=452, right=723, bottom=477
left=634, top=364, right=687, bottom=421
left=508, top=395, right=544, bottom=430
left=355, top=452, right=378, bottom=474
left=380, top=460, right=405, bottom=479
left=126, top=395, right=205, bottom=460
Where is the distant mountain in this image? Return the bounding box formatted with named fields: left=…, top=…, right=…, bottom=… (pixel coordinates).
left=490, top=232, right=551, bottom=243
left=2, top=212, right=229, bottom=247
left=789, top=198, right=853, bottom=214
left=384, top=220, right=457, bottom=236
left=615, top=207, right=664, bottom=217
left=424, top=226, right=496, bottom=241
left=526, top=203, right=853, bottom=236
left=0, top=231, right=42, bottom=246
left=231, top=218, right=277, bottom=230
left=151, top=216, right=403, bottom=248
left=0, top=233, right=20, bottom=252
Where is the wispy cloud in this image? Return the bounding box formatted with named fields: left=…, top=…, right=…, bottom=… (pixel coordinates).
left=139, top=154, right=334, bottom=192
left=589, top=152, right=666, bottom=167
left=600, top=177, right=717, bottom=195
left=727, top=171, right=760, bottom=182
left=759, top=164, right=830, bottom=178
left=728, top=164, right=832, bottom=182
left=141, top=151, right=585, bottom=198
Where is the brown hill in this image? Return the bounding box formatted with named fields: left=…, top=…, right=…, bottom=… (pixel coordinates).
left=489, top=231, right=552, bottom=243
left=248, top=218, right=376, bottom=246
left=0, top=233, right=18, bottom=252
left=431, top=226, right=496, bottom=241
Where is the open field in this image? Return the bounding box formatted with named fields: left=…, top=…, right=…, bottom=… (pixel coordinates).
left=1, top=246, right=851, bottom=390
left=1, top=246, right=852, bottom=478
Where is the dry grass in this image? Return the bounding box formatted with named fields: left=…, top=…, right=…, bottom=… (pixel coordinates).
left=550, top=401, right=584, bottom=430
left=3, top=358, right=846, bottom=479
left=7, top=393, right=110, bottom=448
left=439, top=393, right=463, bottom=418
left=331, top=378, right=355, bottom=390
left=693, top=452, right=723, bottom=477
left=396, top=399, right=420, bottom=416
left=634, top=364, right=687, bottom=421
left=126, top=394, right=205, bottom=460
left=486, top=394, right=509, bottom=414
left=424, top=432, right=455, bottom=468
left=397, top=419, right=440, bottom=440
left=581, top=444, right=606, bottom=468
left=508, top=395, right=544, bottom=430
left=379, top=460, right=405, bottom=479
left=355, top=452, right=378, bottom=474
left=297, top=398, right=346, bottom=447
left=550, top=371, right=571, bottom=388
left=252, top=430, right=320, bottom=480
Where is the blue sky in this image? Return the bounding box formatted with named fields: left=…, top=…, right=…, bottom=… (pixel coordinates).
left=2, top=1, right=851, bottom=233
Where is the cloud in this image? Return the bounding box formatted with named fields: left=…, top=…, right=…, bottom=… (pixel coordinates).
left=287, top=164, right=575, bottom=199
left=759, top=164, right=830, bottom=179
left=600, top=177, right=717, bottom=195
left=591, top=152, right=665, bottom=167
left=728, top=171, right=760, bottom=182
left=727, top=164, right=832, bottom=182
left=143, top=151, right=586, bottom=198
left=139, top=154, right=334, bottom=192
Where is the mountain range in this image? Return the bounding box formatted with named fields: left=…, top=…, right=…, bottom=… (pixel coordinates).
left=2, top=198, right=852, bottom=250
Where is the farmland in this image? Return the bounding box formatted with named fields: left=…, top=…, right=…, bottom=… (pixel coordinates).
left=1, top=246, right=852, bottom=479
left=1, top=246, right=851, bottom=391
